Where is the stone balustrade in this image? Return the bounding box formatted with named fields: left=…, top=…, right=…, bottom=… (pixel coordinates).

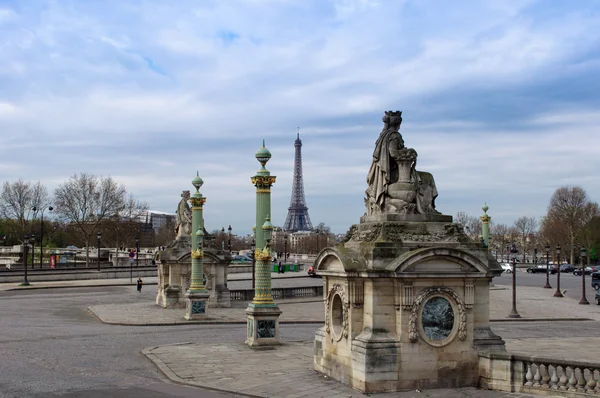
left=230, top=286, right=323, bottom=301
left=480, top=351, right=600, bottom=396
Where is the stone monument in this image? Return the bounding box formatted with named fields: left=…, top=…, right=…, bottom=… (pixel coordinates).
left=313, top=111, right=504, bottom=393
left=156, top=186, right=231, bottom=310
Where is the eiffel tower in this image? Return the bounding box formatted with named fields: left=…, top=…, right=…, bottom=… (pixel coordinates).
left=283, top=131, right=313, bottom=232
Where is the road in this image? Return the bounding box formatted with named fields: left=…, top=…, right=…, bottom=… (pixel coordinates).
left=0, top=287, right=316, bottom=397
left=1, top=283, right=599, bottom=397
left=495, top=270, right=599, bottom=305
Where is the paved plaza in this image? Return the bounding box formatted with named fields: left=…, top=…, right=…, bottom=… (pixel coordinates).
left=1, top=276, right=600, bottom=397
left=88, top=281, right=600, bottom=398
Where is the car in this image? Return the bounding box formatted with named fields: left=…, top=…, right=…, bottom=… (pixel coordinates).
left=232, top=254, right=252, bottom=262
left=592, top=272, right=600, bottom=291
left=501, top=263, right=512, bottom=273
left=526, top=264, right=557, bottom=274
left=573, top=267, right=593, bottom=276
left=560, top=264, right=576, bottom=273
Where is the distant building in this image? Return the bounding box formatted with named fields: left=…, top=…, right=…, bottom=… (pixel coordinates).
left=139, top=211, right=176, bottom=233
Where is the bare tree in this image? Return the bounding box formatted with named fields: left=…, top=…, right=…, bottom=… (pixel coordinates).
left=513, top=216, right=538, bottom=262
left=53, top=173, right=127, bottom=267
left=546, top=186, right=589, bottom=265
left=490, top=223, right=509, bottom=261
left=454, top=212, right=482, bottom=240
left=577, top=202, right=600, bottom=266
left=0, top=179, right=49, bottom=239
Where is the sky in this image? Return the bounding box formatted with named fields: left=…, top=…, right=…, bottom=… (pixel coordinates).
left=1, top=0, right=599, bottom=234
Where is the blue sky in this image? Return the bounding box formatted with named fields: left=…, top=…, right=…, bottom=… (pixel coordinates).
left=1, top=0, right=599, bottom=234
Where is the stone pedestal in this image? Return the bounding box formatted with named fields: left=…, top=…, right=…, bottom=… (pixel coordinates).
left=313, top=219, right=505, bottom=393
left=156, top=241, right=231, bottom=308
left=184, top=290, right=211, bottom=320
left=245, top=304, right=282, bottom=347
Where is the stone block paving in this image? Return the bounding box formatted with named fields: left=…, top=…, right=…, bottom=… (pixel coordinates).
left=89, top=299, right=324, bottom=325
left=143, top=341, right=546, bottom=398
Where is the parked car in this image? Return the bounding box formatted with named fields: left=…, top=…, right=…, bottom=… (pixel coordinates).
left=501, top=263, right=512, bottom=273
left=559, top=264, right=576, bottom=273
left=526, top=264, right=557, bottom=274
left=592, top=272, right=600, bottom=291
left=573, top=267, right=593, bottom=276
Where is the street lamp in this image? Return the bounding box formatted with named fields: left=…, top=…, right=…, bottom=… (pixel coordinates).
left=135, top=235, right=140, bottom=268
left=33, top=206, right=53, bottom=269
left=96, top=231, right=102, bottom=271
left=30, top=234, right=36, bottom=270
left=543, top=243, right=552, bottom=289
left=284, top=235, right=288, bottom=263
left=316, top=228, right=320, bottom=253
left=22, top=233, right=30, bottom=286
left=228, top=225, right=232, bottom=252
left=251, top=238, right=256, bottom=289
left=507, top=243, right=521, bottom=318
left=553, top=244, right=563, bottom=298
left=579, top=247, right=589, bottom=305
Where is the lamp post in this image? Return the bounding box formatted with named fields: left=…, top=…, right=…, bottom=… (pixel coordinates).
left=135, top=235, right=139, bottom=268
left=22, top=233, right=30, bottom=286
left=96, top=231, right=102, bottom=271
left=553, top=244, right=563, bottom=298
left=543, top=243, right=552, bottom=289
left=246, top=140, right=281, bottom=346
left=30, top=234, right=36, bottom=270
left=184, top=172, right=210, bottom=320
left=251, top=239, right=256, bottom=289
left=284, top=235, right=288, bottom=263
left=579, top=247, right=589, bottom=305
left=228, top=225, right=232, bottom=252
left=316, top=228, right=320, bottom=253
left=507, top=243, right=521, bottom=318
left=33, top=206, right=53, bottom=269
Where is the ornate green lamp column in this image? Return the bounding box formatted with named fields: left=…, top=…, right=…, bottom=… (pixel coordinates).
left=246, top=140, right=282, bottom=347
left=185, top=172, right=210, bottom=320
left=480, top=203, right=491, bottom=249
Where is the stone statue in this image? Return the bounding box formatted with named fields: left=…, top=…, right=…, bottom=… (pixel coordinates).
left=365, top=111, right=440, bottom=216
left=175, top=190, right=192, bottom=239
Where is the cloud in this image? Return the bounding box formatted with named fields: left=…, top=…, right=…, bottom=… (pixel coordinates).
left=0, top=0, right=599, bottom=234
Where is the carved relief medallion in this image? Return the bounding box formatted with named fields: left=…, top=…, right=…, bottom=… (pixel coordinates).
left=408, top=286, right=467, bottom=346
left=325, top=284, right=349, bottom=341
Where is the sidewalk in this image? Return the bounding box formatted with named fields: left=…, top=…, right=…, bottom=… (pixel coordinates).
left=144, top=341, right=548, bottom=398
left=87, top=284, right=600, bottom=327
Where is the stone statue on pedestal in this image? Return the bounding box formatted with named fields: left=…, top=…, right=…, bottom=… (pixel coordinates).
left=175, top=190, right=192, bottom=239
left=365, top=111, right=440, bottom=216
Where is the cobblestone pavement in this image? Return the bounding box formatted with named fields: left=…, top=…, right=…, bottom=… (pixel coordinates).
left=135, top=283, right=600, bottom=398
left=144, top=341, right=549, bottom=398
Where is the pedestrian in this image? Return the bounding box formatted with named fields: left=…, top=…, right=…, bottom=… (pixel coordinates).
left=137, top=276, right=143, bottom=293
left=278, top=261, right=282, bottom=274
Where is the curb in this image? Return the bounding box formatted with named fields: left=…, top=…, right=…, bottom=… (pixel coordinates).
left=142, top=345, right=263, bottom=398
